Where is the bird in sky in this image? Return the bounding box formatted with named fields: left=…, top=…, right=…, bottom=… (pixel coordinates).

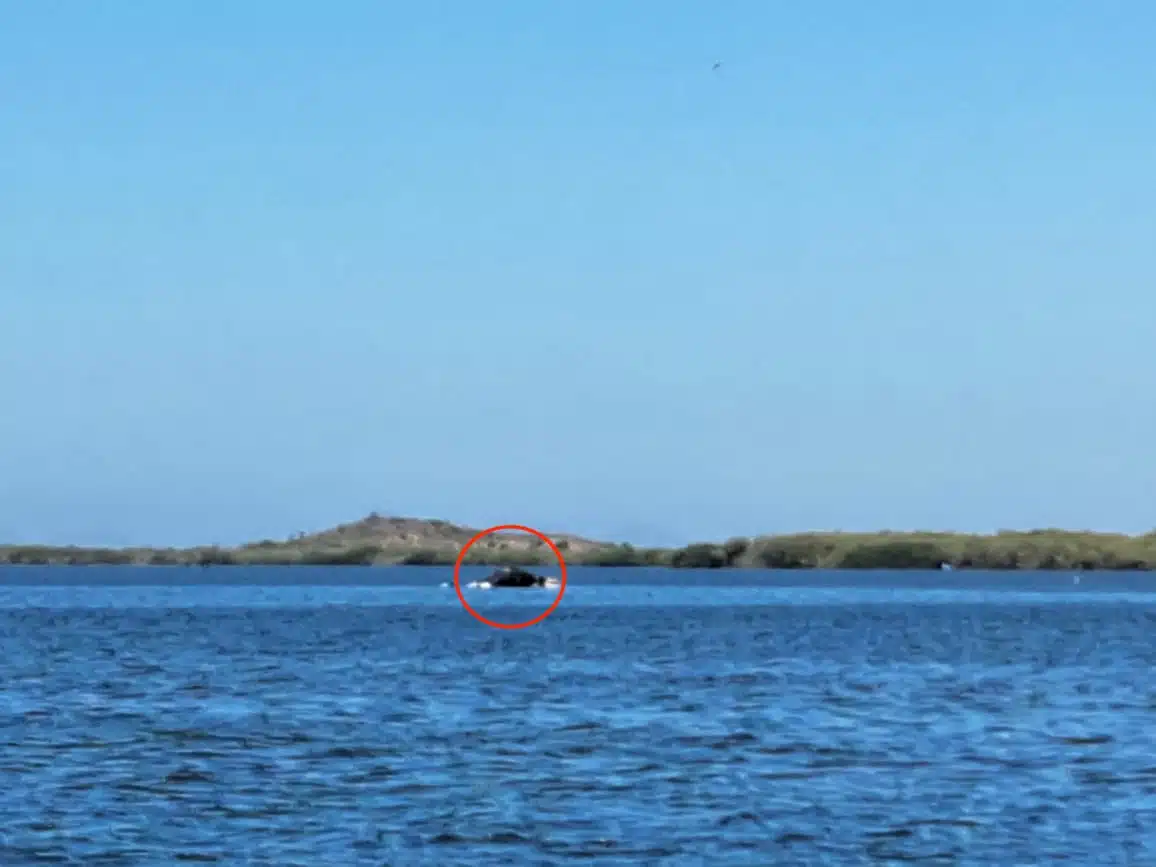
left=712, top=61, right=723, bottom=71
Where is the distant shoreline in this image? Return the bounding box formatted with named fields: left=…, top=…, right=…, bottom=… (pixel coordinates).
left=2, top=515, right=1154, bottom=571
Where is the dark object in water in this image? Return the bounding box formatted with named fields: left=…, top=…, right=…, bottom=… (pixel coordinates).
left=487, top=566, right=548, bottom=588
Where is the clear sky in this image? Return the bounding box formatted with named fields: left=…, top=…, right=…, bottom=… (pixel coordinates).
left=2, top=1, right=1154, bottom=547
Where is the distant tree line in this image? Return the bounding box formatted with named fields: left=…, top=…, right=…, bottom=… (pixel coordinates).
left=3, top=529, right=1156, bottom=570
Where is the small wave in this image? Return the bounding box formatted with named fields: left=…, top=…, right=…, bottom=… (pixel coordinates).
left=428, top=830, right=534, bottom=846
left=164, top=766, right=215, bottom=784
left=1054, top=734, right=1113, bottom=746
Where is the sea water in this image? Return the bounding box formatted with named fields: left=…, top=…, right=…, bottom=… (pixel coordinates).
left=2, top=567, right=1155, bottom=864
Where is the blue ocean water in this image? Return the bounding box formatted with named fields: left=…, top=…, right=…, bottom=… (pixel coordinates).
left=2, top=567, right=1155, bottom=864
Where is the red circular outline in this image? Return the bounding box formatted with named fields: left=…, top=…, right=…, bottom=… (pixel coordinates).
left=453, top=524, right=568, bottom=629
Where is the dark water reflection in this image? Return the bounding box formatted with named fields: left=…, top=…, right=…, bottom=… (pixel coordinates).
left=2, top=576, right=1155, bottom=864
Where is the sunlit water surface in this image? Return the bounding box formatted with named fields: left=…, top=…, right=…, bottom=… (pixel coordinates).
left=2, top=567, right=1155, bottom=864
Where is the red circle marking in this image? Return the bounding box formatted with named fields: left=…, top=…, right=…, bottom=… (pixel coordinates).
left=453, top=524, right=568, bottom=629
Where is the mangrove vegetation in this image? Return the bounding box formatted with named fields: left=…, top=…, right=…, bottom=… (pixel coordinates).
left=2, top=514, right=1155, bottom=570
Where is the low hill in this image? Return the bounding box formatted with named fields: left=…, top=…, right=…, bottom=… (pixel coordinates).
left=0, top=514, right=646, bottom=567
left=234, top=513, right=624, bottom=566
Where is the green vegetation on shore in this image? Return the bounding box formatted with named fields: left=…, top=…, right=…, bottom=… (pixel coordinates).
left=2, top=514, right=1155, bottom=570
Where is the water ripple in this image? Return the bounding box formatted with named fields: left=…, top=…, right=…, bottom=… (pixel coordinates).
left=2, top=586, right=1156, bottom=863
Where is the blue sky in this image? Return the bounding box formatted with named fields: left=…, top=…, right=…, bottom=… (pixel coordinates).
left=2, top=1, right=1154, bottom=547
